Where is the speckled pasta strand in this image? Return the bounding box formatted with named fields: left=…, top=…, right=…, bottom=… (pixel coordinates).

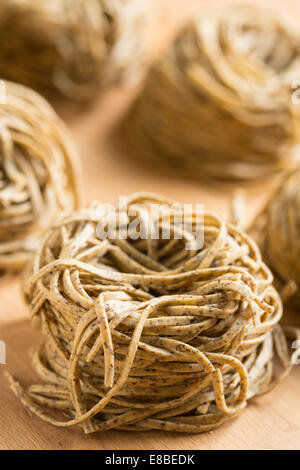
left=125, top=4, right=300, bottom=182
left=6, top=192, right=300, bottom=433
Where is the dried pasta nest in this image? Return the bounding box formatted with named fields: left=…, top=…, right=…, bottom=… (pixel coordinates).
left=6, top=192, right=300, bottom=433
left=0, top=0, right=150, bottom=102
left=262, top=168, right=300, bottom=304
left=0, top=80, right=81, bottom=270
left=125, top=4, right=300, bottom=182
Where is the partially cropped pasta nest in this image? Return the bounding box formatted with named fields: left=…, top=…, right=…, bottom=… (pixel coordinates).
left=261, top=168, right=300, bottom=304
left=0, top=0, right=150, bottom=102
left=6, top=193, right=300, bottom=433
left=0, top=80, right=81, bottom=270
left=126, top=4, right=300, bottom=182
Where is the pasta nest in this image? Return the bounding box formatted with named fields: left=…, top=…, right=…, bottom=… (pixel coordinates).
left=0, top=0, right=150, bottom=102
left=264, top=168, right=300, bottom=303
left=126, top=4, right=300, bottom=182
left=6, top=193, right=300, bottom=433
left=0, top=80, right=81, bottom=270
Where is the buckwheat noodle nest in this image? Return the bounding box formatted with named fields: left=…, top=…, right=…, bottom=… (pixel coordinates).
left=259, top=168, right=300, bottom=305
left=6, top=192, right=300, bottom=433
left=0, top=0, right=150, bottom=102
left=0, top=80, right=81, bottom=271
left=125, top=4, right=300, bottom=182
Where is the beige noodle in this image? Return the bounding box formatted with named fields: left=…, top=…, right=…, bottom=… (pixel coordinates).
left=0, top=0, right=150, bottom=102
left=6, top=192, right=300, bottom=433
left=125, top=4, right=300, bottom=182
left=0, top=80, right=81, bottom=271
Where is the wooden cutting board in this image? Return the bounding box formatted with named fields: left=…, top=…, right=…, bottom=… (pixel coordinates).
left=0, top=0, right=300, bottom=450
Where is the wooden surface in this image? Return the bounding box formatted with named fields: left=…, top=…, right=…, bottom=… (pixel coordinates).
left=0, top=0, right=300, bottom=450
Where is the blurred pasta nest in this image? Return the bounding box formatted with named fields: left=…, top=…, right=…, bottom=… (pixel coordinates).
left=0, top=0, right=150, bottom=102
left=263, top=168, right=300, bottom=303
left=0, top=80, right=81, bottom=270
left=7, top=193, right=300, bottom=433
left=126, top=4, right=300, bottom=182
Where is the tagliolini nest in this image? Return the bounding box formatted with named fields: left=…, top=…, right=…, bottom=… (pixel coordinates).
left=0, top=80, right=81, bottom=270
left=7, top=193, right=300, bottom=433
left=0, top=0, right=150, bottom=102
left=263, top=169, right=300, bottom=303
left=126, top=4, right=300, bottom=182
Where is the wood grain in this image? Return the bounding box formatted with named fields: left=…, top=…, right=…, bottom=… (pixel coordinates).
left=0, top=0, right=300, bottom=450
